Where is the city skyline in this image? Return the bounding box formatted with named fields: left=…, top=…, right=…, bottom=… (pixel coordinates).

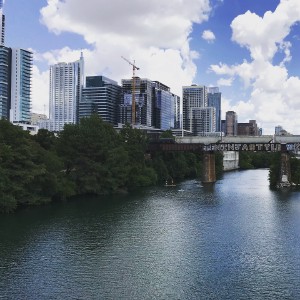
left=4, top=0, right=300, bottom=134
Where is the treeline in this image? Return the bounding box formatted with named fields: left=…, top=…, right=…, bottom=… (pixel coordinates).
left=239, top=151, right=300, bottom=188
left=0, top=116, right=213, bottom=213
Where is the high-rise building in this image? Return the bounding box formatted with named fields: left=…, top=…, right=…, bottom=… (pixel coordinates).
left=225, top=111, right=238, bottom=136
left=208, top=87, right=221, bottom=132
left=48, top=54, right=84, bottom=131
left=120, top=77, right=153, bottom=126
left=275, top=125, right=283, bottom=135
left=10, top=48, right=33, bottom=123
left=0, top=0, right=5, bottom=46
left=152, top=81, right=179, bottom=130
left=174, top=94, right=181, bottom=129
left=79, top=75, right=122, bottom=124
left=191, top=107, right=216, bottom=136
left=0, top=46, right=11, bottom=119
left=182, top=84, right=208, bottom=134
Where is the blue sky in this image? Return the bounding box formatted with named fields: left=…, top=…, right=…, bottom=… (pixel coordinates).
left=4, top=0, right=300, bottom=134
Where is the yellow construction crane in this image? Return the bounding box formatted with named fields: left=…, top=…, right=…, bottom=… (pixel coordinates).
left=121, top=56, right=140, bottom=125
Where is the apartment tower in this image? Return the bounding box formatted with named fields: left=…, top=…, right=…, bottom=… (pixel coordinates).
left=0, top=0, right=5, bottom=46
left=182, top=84, right=208, bottom=134
left=10, top=49, right=33, bottom=123
left=49, top=53, right=84, bottom=131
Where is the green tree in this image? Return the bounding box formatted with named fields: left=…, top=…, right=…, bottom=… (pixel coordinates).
left=0, top=119, right=63, bottom=212
left=119, top=124, right=157, bottom=188
left=56, top=115, right=131, bottom=195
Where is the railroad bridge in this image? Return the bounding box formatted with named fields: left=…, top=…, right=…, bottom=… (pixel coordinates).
left=148, top=135, right=300, bottom=187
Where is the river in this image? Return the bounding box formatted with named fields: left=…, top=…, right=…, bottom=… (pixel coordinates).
left=0, top=169, right=300, bottom=299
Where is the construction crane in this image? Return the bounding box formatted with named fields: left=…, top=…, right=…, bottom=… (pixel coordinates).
left=121, top=56, right=140, bottom=125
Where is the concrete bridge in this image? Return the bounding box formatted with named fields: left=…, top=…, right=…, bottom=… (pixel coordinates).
left=148, top=135, right=300, bottom=187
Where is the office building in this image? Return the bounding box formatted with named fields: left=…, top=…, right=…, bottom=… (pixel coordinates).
left=79, top=75, right=121, bottom=124
left=0, top=46, right=11, bottom=119
left=225, top=111, right=238, bottom=136
left=152, top=81, right=179, bottom=130
left=208, top=87, right=221, bottom=132
left=48, top=53, right=84, bottom=131
left=10, top=48, right=33, bottom=123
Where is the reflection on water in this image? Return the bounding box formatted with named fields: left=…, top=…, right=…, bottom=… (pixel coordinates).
left=0, top=169, right=300, bottom=299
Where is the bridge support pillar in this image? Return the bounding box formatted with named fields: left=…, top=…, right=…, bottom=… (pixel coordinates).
left=202, top=152, right=216, bottom=183
left=278, top=151, right=291, bottom=188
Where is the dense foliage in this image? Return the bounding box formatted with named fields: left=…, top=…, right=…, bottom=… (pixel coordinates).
left=0, top=116, right=216, bottom=213
left=239, top=151, right=278, bottom=169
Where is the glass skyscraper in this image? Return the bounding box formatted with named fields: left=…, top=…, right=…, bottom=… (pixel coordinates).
left=0, top=46, right=11, bottom=119
left=152, top=81, right=178, bottom=130
left=79, top=75, right=122, bottom=125
left=208, top=87, right=221, bottom=132
left=10, top=48, right=33, bottom=123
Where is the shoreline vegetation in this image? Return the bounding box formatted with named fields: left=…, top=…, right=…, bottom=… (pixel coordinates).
left=1, top=115, right=299, bottom=213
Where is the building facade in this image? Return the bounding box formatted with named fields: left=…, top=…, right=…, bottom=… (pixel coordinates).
left=237, top=120, right=259, bottom=136
left=48, top=54, right=84, bottom=131
left=225, top=111, right=238, bottom=136
left=0, top=46, right=11, bottom=119
left=183, top=85, right=208, bottom=134
left=120, top=77, right=153, bottom=126
left=152, top=81, right=179, bottom=130
left=10, top=48, right=33, bottom=123
left=0, top=0, right=5, bottom=46
left=191, top=107, right=216, bottom=136
left=79, top=75, right=121, bottom=124
left=208, top=87, right=221, bottom=132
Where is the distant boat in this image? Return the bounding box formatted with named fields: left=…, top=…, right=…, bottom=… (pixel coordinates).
left=165, top=179, right=176, bottom=187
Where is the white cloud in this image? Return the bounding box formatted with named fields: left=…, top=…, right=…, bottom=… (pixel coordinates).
left=217, top=77, right=233, bottom=87
left=31, top=65, right=49, bottom=115
left=202, top=30, right=215, bottom=43
left=31, top=0, right=211, bottom=114
left=210, top=0, right=300, bottom=134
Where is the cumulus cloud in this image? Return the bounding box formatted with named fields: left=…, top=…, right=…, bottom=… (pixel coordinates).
left=217, top=78, right=233, bottom=87
left=30, top=0, right=211, bottom=114
left=202, top=30, right=215, bottom=43
left=31, top=65, right=50, bottom=115
left=210, top=0, right=300, bottom=134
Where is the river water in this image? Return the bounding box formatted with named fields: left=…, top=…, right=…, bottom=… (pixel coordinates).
left=0, top=169, right=300, bottom=299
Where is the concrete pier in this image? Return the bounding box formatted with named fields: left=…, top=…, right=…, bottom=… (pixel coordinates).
left=278, top=152, right=291, bottom=188
left=202, top=152, right=216, bottom=183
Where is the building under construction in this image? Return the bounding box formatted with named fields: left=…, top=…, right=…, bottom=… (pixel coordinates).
left=120, top=77, right=153, bottom=127
left=120, top=77, right=181, bottom=130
